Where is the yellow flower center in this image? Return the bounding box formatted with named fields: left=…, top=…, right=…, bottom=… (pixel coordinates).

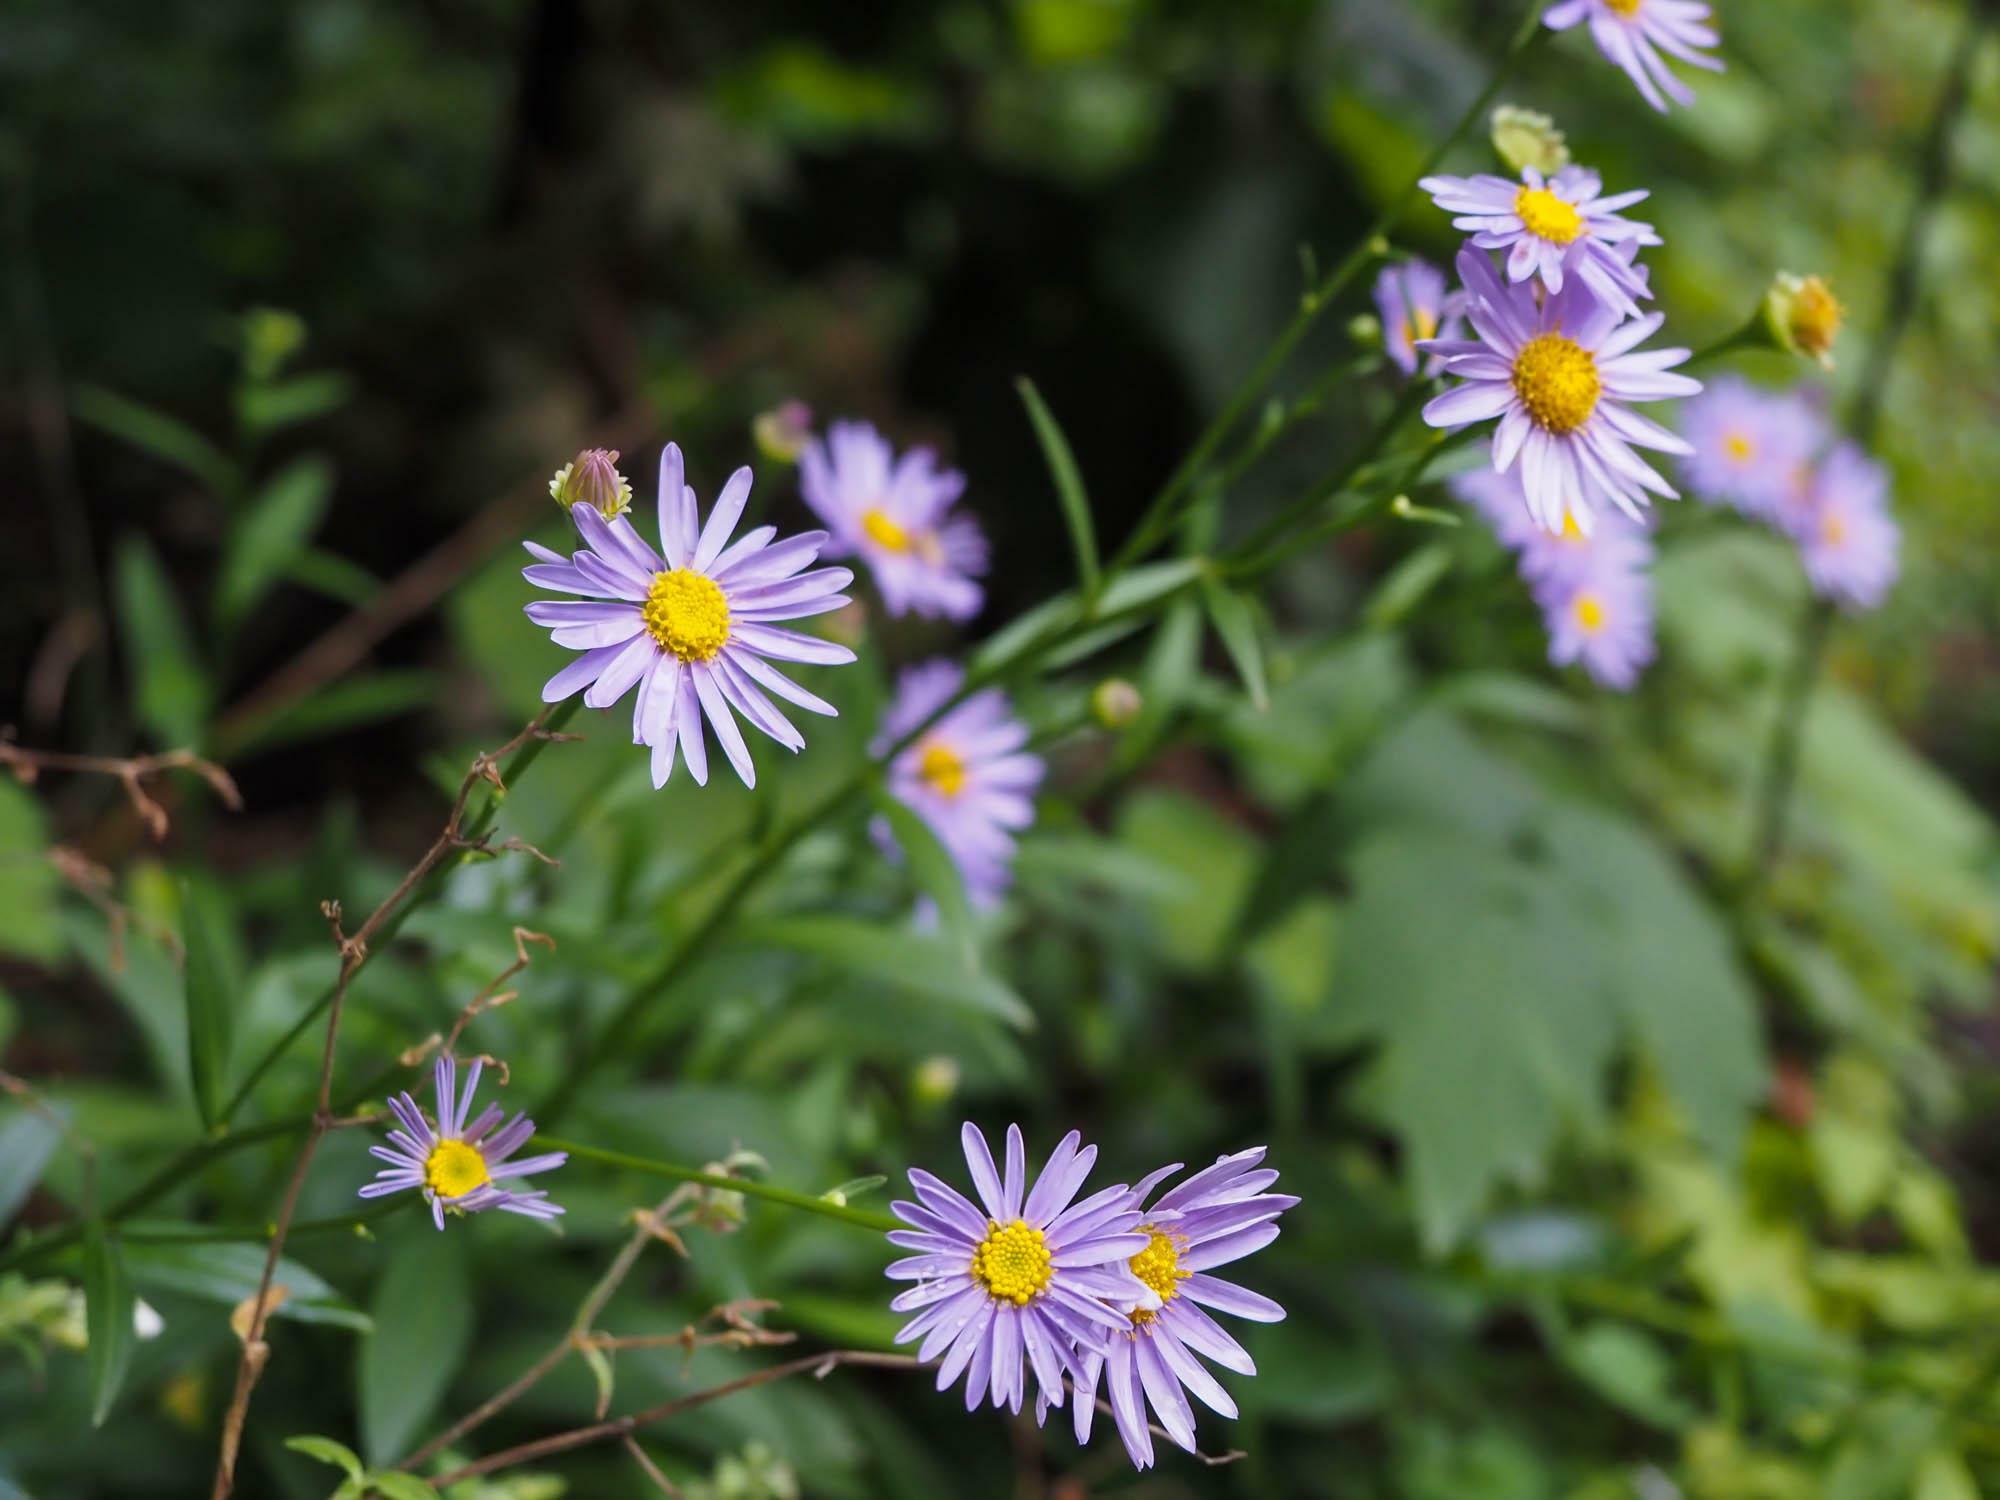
left=917, top=741, right=969, bottom=799
left=1574, top=593, right=1607, bottom=634
left=1822, top=512, right=1848, bottom=546
left=1789, top=277, right=1844, bottom=360
left=641, top=568, right=731, bottom=663
left=862, top=508, right=912, bottom=552
left=1604, top=0, right=1644, bottom=16
left=1512, top=333, right=1601, bottom=434
left=1559, top=513, right=1586, bottom=544
left=424, top=1139, right=491, bottom=1200
left=1402, top=308, right=1439, bottom=348
left=1514, top=186, right=1585, bottom=245
left=1128, top=1228, right=1189, bottom=1308
left=970, top=1219, right=1053, bottom=1306
left=1724, top=431, right=1755, bottom=465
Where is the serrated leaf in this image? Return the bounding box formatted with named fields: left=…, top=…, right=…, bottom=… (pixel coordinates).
left=733, top=915, right=1032, bottom=1028
left=0, top=1105, right=64, bottom=1225
left=359, top=1227, right=473, bottom=1464
left=285, top=1435, right=365, bottom=1481
left=115, top=534, right=211, bottom=748
left=1015, top=378, right=1099, bottom=596
left=74, top=384, right=237, bottom=496
left=83, top=1224, right=136, bottom=1426
left=216, top=455, right=333, bottom=625
left=872, top=790, right=976, bottom=967
left=1199, top=574, right=1268, bottom=710
left=181, top=880, right=236, bottom=1129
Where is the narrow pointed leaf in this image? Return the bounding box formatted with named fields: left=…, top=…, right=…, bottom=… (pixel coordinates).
left=1016, top=378, right=1099, bottom=597
left=1200, top=575, right=1268, bottom=710
left=182, top=881, right=236, bottom=1129
left=83, top=1224, right=136, bottom=1427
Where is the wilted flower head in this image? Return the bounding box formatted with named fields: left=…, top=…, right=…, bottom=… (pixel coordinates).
left=1371, top=260, right=1465, bottom=378
left=752, top=400, right=815, bottom=464
left=1490, top=104, right=1571, bottom=176
left=1764, top=273, right=1845, bottom=368
left=1545, top=0, right=1723, bottom=113
left=1420, top=163, right=1659, bottom=318
left=359, top=1057, right=566, bottom=1230
left=1789, top=442, right=1900, bottom=611
left=874, top=661, right=1044, bottom=910
left=887, top=1123, right=1154, bottom=1417
left=801, top=420, right=988, bottom=621
left=549, top=448, right=633, bottom=520
left=1676, top=378, right=1826, bottom=521
left=523, top=443, right=858, bottom=789
left=1422, top=246, right=1699, bottom=533
left=1059, top=1149, right=1297, bottom=1470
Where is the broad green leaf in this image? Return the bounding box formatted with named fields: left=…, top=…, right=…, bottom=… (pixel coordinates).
left=1015, top=377, right=1099, bottom=596
left=82, top=1224, right=135, bottom=1426
left=1914, top=1450, right=1980, bottom=1500
left=216, top=455, right=333, bottom=625
left=74, top=384, right=237, bottom=496
left=181, top=879, right=237, bottom=1129
left=360, top=1227, right=473, bottom=1464
left=218, top=670, right=437, bottom=757
left=285, top=1435, right=365, bottom=1482
left=0, top=1105, right=64, bottom=1224
left=733, top=915, right=1031, bottom=1028
left=1115, top=789, right=1257, bottom=971
left=236, top=371, right=353, bottom=435
left=114, top=533, right=211, bottom=748
left=0, top=780, right=61, bottom=963
left=1199, top=575, right=1267, bottom=710
left=1559, top=1322, right=1693, bottom=1430
left=125, top=1237, right=371, bottom=1331
left=871, top=790, right=976, bottom=968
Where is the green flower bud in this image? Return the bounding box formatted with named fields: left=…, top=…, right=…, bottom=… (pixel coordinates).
left=1762, top=272, right=1845, bottom=368
left=1490, top=105, right=1570, bottom=177
left=1347, top=312, right=1383, bottom=350
left=911, top=1054, right=960, bottom=1107
left=549, top=448, right=633, bottom=519
left=752, top=400, right=814, bottom=464
left=1090, top=678, right=1143, bottom=730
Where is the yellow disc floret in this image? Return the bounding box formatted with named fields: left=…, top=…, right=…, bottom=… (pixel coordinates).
left=970, top=1219, right=1054, bottom=1306
left=642, top=568, right=731, bottom=663
left=1787, top=277, right=1844, bottom=364
left=1604, top=0, right=1645, bottom=16
left=1512, top=333, right=1601, bottom=434
left=918, top=741, right=969, bottom=799
left=862, top=508, right=913, bottom=552
left=425, top=1139, right=491, bottom=1200
left=1724, top=431, right=1755, bottom=465
left=1514, top=186, right=1585, bottom=245
left=1574, top=593, right=1607, bottom=634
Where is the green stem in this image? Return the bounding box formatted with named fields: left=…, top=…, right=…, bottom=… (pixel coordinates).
left=1105, top=0, right=1545, bottom=572
left=534, top=1137, right=897, bottom=1233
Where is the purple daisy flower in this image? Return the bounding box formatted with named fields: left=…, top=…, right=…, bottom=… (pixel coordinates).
left=800, top=420, right=988, bottom=622
left=1453, top=451, right=1654, bottom=591
left=359, top=1057, right=566, bottom=1231
left=1791, top=443, right=1900, bottom=611
left=888, top=1123, right=1155, bottom=1417
left=1677, top=379, right=1826, bottom=521
left=1420, top=164, right=1659, bottom=317
left=1371, top=260, right=1466, bottom=378
left=523, top=443, right=858, bottom=789
left=1421, top=246, right=1700, bottom=534
left=1057, top=1149, right=1295, bottom=1469
left=873, top=661, right=1044, bottom=910
left=1545, top=0, right=1723, bottom=113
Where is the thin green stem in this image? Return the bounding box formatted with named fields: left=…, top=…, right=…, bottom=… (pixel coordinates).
left=533, top=1137, right=897, bottom=1232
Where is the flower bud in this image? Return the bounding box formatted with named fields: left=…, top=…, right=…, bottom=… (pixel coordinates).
left=752, top=400, right=815, bottom=464
left=1346, top=312, right=1383, bottom=350
left=911, top=1054, right=960, bottom=1107
left=1490, top=105, right=1569, bottom=177
left=1090, top=677, right=1143, bottom=730
left=1762, top=272, right=1844, bottom=368
left=549, top=448, right=633, bottom=519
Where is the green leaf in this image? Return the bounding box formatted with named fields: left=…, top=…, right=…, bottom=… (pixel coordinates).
left=1361, top=543, right=1453, bottom=631
left=1199, top=574, right=1268, bottom=710
left=0, top=1105, right=65, bottom=1224
left=365, top=1474, right=439, bottom=1500
left=872, top=790, right=976, bottom=968
left=114, top=534, right=211, bottom=748
left=125, top=1235, right=372, bottom=1332
left=236, top=372, right=353, bottom=436
left=734, top=915, right=1032, bottom=1028
left=181, top=880, right=237, bottom=1129
left=285, top=548, right=383, bottom=609
left=1015, top=378, right=1099, bottom=596
left=74, top=384, right=237, bottom=496
left=284, top=1435, right=365, bottom=1482
left=1559, top=1322, right=1693, bottom=1430
left=217, top=670, right=437, bottom=757
left=82, top=1224, right=136, bottom=1426
left=359, top=1227, right=473, bottom=1464
left=216, top=455, right=333, bottom=625
left=1094, top=557, right=1204, bottom=617
left=0, top=779, right=62, bottom=963
left=1914, top=1450, right=1980, bottom=1500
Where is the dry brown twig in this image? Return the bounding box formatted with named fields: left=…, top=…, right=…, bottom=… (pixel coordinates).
left=0, top=735, right=242, bottom=842
left=208, top=711, right=573, bottom=1500
left=399, top=926, right=556, bottom=1073
left=45, top=844, right=183, bottom=971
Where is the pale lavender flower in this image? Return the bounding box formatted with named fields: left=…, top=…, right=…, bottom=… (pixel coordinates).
left=1545, top=0, right=1723, bottom=113
left=1056, top=1149, right=1295, bottom=1469
left=523, top=443, right=858, bottom=790
left=359, top=1058, right=566, bottom=1231
left=1677, top=379, right=1825, bottom=521
left=888, top=1123, right=1155, bottom=1417
left=800, top=420, right=988, bottom=621
left=1422, top=246, right=1699, bottom=534
left=1453, top=452, right=1653, bottom=591
left=1420, top=164, right=1659, bottom=317
left=874, top=661, right=1044, bottom=910
left=1372, top=260, right=1465, bottom=377
left=1791, top=443, right=1900, bottom=611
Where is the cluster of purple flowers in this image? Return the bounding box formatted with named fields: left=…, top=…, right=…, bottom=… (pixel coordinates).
left=1678, top=377, right=1901, bottom=611
left=889, top=1123, right=1294, bottom=1469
